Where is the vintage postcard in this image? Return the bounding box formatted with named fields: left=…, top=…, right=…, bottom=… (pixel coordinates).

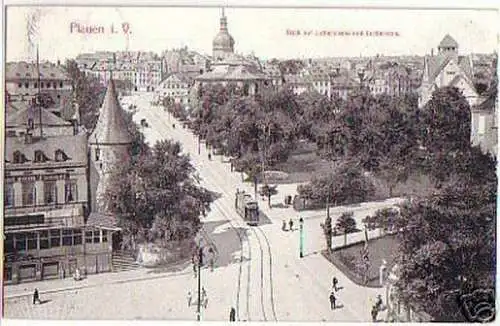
left=2, top=1, right=498, bottom=324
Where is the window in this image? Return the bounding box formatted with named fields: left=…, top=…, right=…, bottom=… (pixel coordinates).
left=94, top=231, right=101, bottom=243
left=44, top=181, right=57, bottom=204
left=7, top=130, right=16, bottom=137
left=74, top=229, right=82, bottom=245
left=85, top=231, right=93, bottom=243
left=27, top=232, right=37, bottom=250
left=5, top=234, right=14, bottom=253
left=95, top=148, right=100, bottom=161
left=102, top=230, right=108, bottom=242
left=34, top=82, right=38, bottom=88
left=18, top=83, right=22, bottom=88
left=34, top=150, right=47, bottom=163
left=13, top=151, right=25, bottom=164
left=59, top=82, right=63, bottom=88
left=65, top=180, right=77, bottom=202
left=55, top=149, right=68, bottom=162
left=62, top=229, right=73, bottom=246
left=40, top=82, right=44, bottom=88
left=50, top=229, right=61, bottom=247
left=478, top=115, right=486, bottom=135
left=15, top=234, right=26, bottom=251
left=25, top=82, right=29, bottom=88
left=53, top=83, right=57, bottom=89
left=4, top=183, right=14, bottom=208
left=22, top=182, right=36, bottom=206
left=40, top=231, right=49, bottom=249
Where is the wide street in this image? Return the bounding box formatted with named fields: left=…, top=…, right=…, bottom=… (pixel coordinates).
left=4, top=92, right=391, bottom=321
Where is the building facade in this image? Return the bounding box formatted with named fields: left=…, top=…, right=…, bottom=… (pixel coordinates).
left=419, top=34, right=478, bottom=108
left=5, top=61, right=73, bottom=119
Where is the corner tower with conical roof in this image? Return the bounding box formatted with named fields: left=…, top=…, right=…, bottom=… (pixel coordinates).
left=88, top=78, right=132, bottom=213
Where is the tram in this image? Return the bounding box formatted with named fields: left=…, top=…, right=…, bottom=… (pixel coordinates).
left=235, top=190, right=260, bottom=226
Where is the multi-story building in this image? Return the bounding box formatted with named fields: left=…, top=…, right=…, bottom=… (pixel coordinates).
left=3, top=77, right=132, bottom=284
left=330, top=72, right=361, bottom=100
left=135, top=61, right=163, bottom=92
left=419, top=34, right=478, bottom=108
left=365, top=64, right=412, bottom=96
left=5, top=61, right=73, bottom=119
left=283, top=74, right=313, bottom=96
left=3, top=109, right=90, bottom=283
left=195, top=9, right=270, bottom=96
left=156, top=72, right=195, bottom=104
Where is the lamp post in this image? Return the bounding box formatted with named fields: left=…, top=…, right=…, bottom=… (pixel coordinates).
left=299, top=217, right=304, bottom=258
left=196, top=244, right=203, bottom=321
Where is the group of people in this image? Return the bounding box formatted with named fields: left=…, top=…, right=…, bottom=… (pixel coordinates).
left=187, top=287, right=208, bottom=308
left=329, top=277, right=340, bottom=310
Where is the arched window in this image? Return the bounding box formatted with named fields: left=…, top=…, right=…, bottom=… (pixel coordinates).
left=34, top=150, right=48, bottom=163
left=13, top=151, right=25, bottom=164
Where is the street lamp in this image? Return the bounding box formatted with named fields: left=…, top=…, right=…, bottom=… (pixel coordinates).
left=196, top=244, right=203, bottom=321
left=299, top=217, right=304, bottom=258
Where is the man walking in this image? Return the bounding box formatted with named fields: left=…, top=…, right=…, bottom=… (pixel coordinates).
left=229, top=307, right=236, bottom=321
left=289, top=218, right=294, bottom=231
left=187, top=291, right=192, bottom=307
left=329, top=291, right=336, bottom=310
left=332, top=276, right=338, bottom=291
left=33, top=288, right=41, bottom=305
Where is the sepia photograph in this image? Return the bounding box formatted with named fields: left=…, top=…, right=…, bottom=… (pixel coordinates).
left=1, top=1, right=498, bottom=323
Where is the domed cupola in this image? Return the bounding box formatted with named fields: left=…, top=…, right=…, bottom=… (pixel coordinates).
left=212, top=8, right=235, bottom=60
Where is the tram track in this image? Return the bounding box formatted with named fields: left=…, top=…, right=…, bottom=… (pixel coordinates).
left=139, top=103, right=254, bottom=321
left=139, top=102, right=278, bottom=322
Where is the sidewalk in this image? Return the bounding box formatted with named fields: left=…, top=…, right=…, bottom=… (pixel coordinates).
left=4, top=264, right=192, bottom=300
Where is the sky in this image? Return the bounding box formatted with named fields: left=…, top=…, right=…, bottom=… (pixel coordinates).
left=5, top=4, right=499, bottom=63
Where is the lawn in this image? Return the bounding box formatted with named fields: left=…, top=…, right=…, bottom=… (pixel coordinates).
left=324, top=234, right=399, bottom=288
left=267, top=141, right=337, bottom=184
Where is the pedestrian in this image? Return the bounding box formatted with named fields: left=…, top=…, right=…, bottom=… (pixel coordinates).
left=229, top=307, right=236, bottom=321
left=208, top=153, right=212, bottom=160
left=192, top=255, right=197, bottom=277
left=289, top=218, right=294, bottom=231
left=375, top=294, right=383, bottom=311
left=371, top=306, right=378, bottom=322
left=187, top=291, right=192, bottom=307
left=33, top=288, right=41, bottom=305
left=202, top=287, right=207, bottom=299
left=332, top=276, right=338, bottom=291
left=282, top=220, right=287, bottom=231
left=172, top=123, right=176, bottom=129
left=329, top=291, right=336, bottom=310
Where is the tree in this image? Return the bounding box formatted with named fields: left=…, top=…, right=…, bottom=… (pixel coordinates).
left=259, top=184, right=278, bottom=208
left=370, top=207, right=400, bottom=235
left=335, top=211, right=357, bottom=246
left=105, top=139, right=214, bottom=251
left=420, top=87, right=472, bottom=186
left=322, top=214, right=333, bottom=251
left=64, top=59, right=106, bottom=131
left=394, top=164, right=496, bottom=321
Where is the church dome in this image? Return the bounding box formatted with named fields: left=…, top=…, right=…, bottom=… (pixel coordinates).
left=212, top=8, right=235, bottom=58
left=213, top=31, right=234, bottom=50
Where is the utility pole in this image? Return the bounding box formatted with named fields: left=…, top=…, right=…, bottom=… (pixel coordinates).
left=196, top=245, right=203, bottom=321
left=299, top=217, right=304, bottom=258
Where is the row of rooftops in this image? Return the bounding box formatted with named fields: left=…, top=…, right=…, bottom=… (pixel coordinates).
left=6, top=62, right=71, bottom=81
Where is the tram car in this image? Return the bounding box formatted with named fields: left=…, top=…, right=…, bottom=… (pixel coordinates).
left=235, top=190, right=260, bottom=226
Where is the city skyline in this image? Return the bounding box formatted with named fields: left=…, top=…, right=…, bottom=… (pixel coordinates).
left=6, top=6, right=498, bottom=63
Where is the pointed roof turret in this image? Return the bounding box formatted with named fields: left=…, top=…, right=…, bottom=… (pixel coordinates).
left=89, top=78, right=132, bottom=145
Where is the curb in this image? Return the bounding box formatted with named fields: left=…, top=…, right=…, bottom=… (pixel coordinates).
left=5, top=268, right=194, bottom=300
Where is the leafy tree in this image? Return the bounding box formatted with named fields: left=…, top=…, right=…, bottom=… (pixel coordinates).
left=321, top=214, right=333, bottom=251
left=370, top=207, right=400, bottom=235
left=394, top=161, right=496, bottom=321
left=420, top=87, right=472, bottom=186
left=105, top=139, right=214, bottom=251
left=297, top=162, right=375, bottom=208
left=259, top=184, right=278, bottom=208
left=63, top=59, right=106, bottom=131
left=335, top=211, right=357, bottom=246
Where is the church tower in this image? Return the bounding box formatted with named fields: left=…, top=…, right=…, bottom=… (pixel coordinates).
left=212, top=7, right=235, bottom=61
left=88, top=77, right=132, bottom=213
